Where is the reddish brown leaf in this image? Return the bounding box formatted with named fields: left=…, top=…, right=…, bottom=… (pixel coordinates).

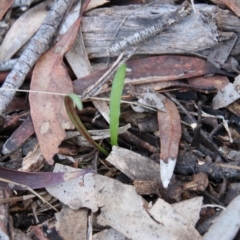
left=2, top=115, right=34, bottom=154
left=73, top=55, right=226, bottom=95
left=210, top=0, right=240, bottom=17
left=157, top=98, right=181, bottom=188
left=0, top=166, right=93, bottom=190
left=29, top=18, right=82, bottom=164
left=187, top=75, right=229, bottom=91
left=0, top=0, right=14, bottom=20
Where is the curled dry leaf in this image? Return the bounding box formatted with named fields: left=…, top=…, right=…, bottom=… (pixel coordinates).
left=158, top=98, right=181, bottom=188
left=29, top=18, right=82, bottom=164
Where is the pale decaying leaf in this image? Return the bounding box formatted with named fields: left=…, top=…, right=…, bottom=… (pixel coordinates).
left=93, top=228, right=129, bottom=240
left=148, top=198, right=202, bottom=240
left=47, top=164, right=202, bottom=240
left=171, top=197, right=203, bottom=226
left=106, top=146, right=161, bottom=184
left=131, top=90, right=166, bottom=112
left=19, top=145, right=44, bottom=172
left=212, top=75, right=240, bottom=109
left=29, top=18, right=83, bottom=164
left=158, top=98, right=182, bottom=188
left=86, top=0, right=109, bottom=11
left=0, top=0, right=51, bottom=61
left=203, top=195, right=240, bottom=240
left=137, top=91, right=166, bottom=112
left=55, top=206, right=88, bottom=240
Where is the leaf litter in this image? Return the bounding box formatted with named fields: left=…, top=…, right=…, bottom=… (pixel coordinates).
left=46, top=164, right=202, bottom=240
left=1, top=0, right=240, bottom=239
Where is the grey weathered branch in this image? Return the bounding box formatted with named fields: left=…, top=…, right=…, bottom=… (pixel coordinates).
left=0, top=0, right=77, bottom=116
left=109, top=0, right=192, bottom=54
left=81, top=3, right=240, bottom=59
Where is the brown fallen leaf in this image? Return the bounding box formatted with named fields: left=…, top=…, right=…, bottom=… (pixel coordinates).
left=29, top=18, right=83, bottom=164
left=73, top=55, right=227, bottom=95
left=0, top=0, right=14, bottom=20
left=158, top=98, right=181, bottom=188
left=187, top=75, right=229, bottom=91
left=210, top=0, right=240, bottom=17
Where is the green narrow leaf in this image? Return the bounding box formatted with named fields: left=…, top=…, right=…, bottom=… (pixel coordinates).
left=64, top=94, right=108, bottom=156
left=109, top=64, right=127, bottom=146
left=68, top=93, right=83, bottom=110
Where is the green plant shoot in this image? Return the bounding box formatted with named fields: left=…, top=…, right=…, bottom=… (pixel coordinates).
left=64, top=94, right=108, bottom=156
left=109, top=64, right=127, bottom=146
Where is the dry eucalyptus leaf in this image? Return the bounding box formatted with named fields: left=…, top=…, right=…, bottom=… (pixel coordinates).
left=158, top=98, right=181, bottom=188
left=47, top=164, right=200, bottom=240
left=29, top=18, right=83, bottom=164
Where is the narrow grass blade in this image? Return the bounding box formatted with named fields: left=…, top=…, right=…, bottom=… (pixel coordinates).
left=110, top=64, right=127, bottom=146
